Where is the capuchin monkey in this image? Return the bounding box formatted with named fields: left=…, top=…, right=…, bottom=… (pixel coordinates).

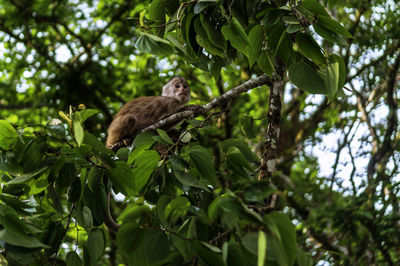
left=104, top=76, right=203, bottom=233
left=106, top=76, right=202, bottom=149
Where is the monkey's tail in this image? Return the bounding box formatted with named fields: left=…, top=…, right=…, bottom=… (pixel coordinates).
left=103, top=191, right=120, bottom=234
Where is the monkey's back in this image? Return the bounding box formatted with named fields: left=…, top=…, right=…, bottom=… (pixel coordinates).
left=115, top=96, right=181, bottom=127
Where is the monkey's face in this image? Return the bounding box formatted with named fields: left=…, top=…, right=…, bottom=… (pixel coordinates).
left=162, top=76, right=190, bottom=104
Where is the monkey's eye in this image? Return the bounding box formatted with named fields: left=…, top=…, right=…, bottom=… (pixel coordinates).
left=183, top=85, right=187, bottom=89
left=175, top=84, right=180, bottom=88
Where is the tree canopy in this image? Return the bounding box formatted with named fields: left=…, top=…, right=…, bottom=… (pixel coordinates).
left=0, top=0, right=399, bottom=265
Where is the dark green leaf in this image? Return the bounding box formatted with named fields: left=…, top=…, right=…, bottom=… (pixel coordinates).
left=6, top=166, right=48, bottom=185
left=82, top=183, right=107, bottom=226
left=135, top=33, right=175, bottom=56
left=288, top=61, right=326, bottom=94
left=313, top=23, right=348, bottom=46
left=86, top=228, right=105, bottom=263
left=66, top=251, right=83, bottom=266
left=165, top=197, right=191, bottom=225
left=317, top=15, right=352, bottom=38
left=117, top=223, right=145, bottom=262
left=67, top=177, right=82, bottom=202
left=107, top=161, right=135, bottom=196
left=149, top=0, right=166, bottom=37
left=248, top=25, right=264, bottom=67
left=194, top=1, right=216, bottom=14
left=87, top=167, right=104, bottom=192
left=0, top=229, right=49, bottom=248
left=55, top=163, right=76, bottom=190
left=188, top=145, right=217, bottom=185
left=302, top=0, right=329, bottom=16
left=244, top=181, right=276, bottom=202
left=295, top=33, right=325, bottom=64
left=240, top=115, right=256, bottom=138
left=0, top=193, right=32, bottom=209
left=330, top=54, right=346, bottom=89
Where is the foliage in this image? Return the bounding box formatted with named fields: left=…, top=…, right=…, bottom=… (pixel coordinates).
left=0, top=0, right=400, bottom=265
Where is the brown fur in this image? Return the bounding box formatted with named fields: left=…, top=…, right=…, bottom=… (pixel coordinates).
left=106, top=77, right=190, bottom=148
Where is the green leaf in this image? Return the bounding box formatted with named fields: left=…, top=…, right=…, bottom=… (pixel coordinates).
left=67, top=177, right=82, bottom=202
left=257, top=51, right=275, bottom=76
left=222, top=18, right=250, bottom=58
left=157, top=129, right=174, bottom=145
left=295, top=33, right=325, bottom=64
left=282, top=16, right=300, bottom=24
left=132, top=150, right=160, bottom=193
left=240, top=115, right=256, bottom=138
left=313, top=23, right=348, bottom=46
left=317, top=15, right=352, bottom=38
left=79, top=109, right=99, bottom=123
left=318, top=61, right=340, bottom=99
left=242, top=232, right=258, bottom=255
left=86, top=228, right=105, bottom=263
left=165, top=197, right=191, bottom=225
left=200, top=14, right=226, bottom=51
left=221, top=139, right=258, bottom=162
left=248, top=25, right=264, bottom=67
left=82, top=183, right=107, bottom=226
left=244, top=181, right=276, bottom=202
left=87, top=167, right=104, bottom=192
left=117, top=223, right=145, bottom=262
left=118, top=205, right=150, bottom=223
left=55, top=163, right=76, bottom=190
left=173, top=167, right=210, bottom=191
left=193, top=241, right=225, bottom=266
left=149, top=0, right=166, bottom=37
left=66, top=251, right=83, bottom=266
left=330, top=54, right=346, bottom=89
left=288, top=61, right=326, bottom=94
left=302, top=0, right=329, bottom=16
left=181, top=13, right=200, bottom=56
left=6, top=166, right=48, bottom=185
left=73, top=113, right=84, bottom=147
left=223, top=241, right=247, bottom=266
left=194, top=1, right=216, bottom=14
left=107, top=161, right=136, bottom=196
left=226, top=147, right=251, bottom=177
left=286, top=24, right=302, bottom=33
left=0, top=229, right=49, bottom=248
left=188, top=145, right=217, bottom=185
left=258, top=231, right=267, bottom=266
left=135, top=33, right=175, bottom=56
left=0, top=194, right=32, bottom=209
left=265, top=212, right=297, bottom=266
left=81, top=206, right=93, bottom=231
left=0, top=120, right=18, bottom=150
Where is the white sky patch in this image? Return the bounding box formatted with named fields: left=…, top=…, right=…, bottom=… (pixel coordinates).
left=55, top=45, right=72, bottom=62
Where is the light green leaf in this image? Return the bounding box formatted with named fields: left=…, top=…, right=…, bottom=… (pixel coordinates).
left=157, top=129, right=174, bottom=145
left=73, top=113, right=84, bottom=147
left=318, top=61, right=340, bottom=99
left=313, top=24, right=348, bottom=46
left=149, top=0, right=166, bottom=36
left=165, top=197, right=191, bottom=225
left=132, top=150, right=160, bottom=193
left=0, top=120, right=18, bottom=150
left=258, top=231, right=267, bottom=266
left=79, top=109, right=99, bottom=123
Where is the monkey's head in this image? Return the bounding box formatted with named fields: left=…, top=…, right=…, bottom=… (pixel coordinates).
left=162, top=76, right=190, bottom=104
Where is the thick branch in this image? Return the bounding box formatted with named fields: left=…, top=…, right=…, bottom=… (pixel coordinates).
left=258, top=68, right=284, bottom=180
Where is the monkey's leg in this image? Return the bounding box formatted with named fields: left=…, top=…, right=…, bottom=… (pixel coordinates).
left=106, top=114, right=136, bottom=148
